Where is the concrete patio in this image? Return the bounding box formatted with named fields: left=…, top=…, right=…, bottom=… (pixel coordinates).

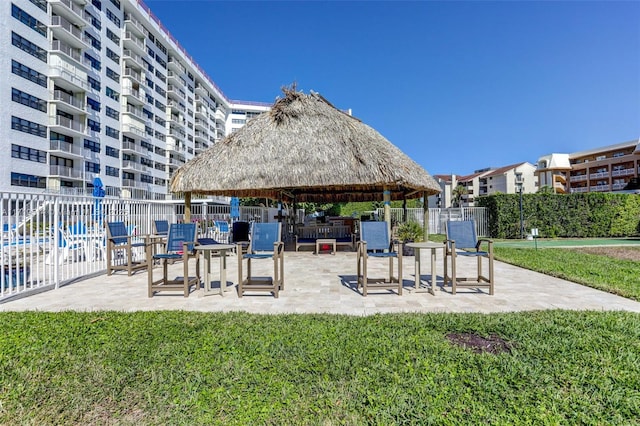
left=2, top=250, right=639, bottom=314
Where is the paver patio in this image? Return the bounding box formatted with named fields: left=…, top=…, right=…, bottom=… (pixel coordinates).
left=2, top=251, right=639, bottom=314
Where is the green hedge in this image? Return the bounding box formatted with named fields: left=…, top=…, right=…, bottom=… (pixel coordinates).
left=477, top=193, right=640, bottom=239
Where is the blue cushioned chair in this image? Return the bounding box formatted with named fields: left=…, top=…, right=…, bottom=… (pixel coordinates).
left=214, top=220, right=230, bottom=243
left=237, top=222, right=284, bottom=298
left=106, top=221, right=149, bottom=276
left=153, top=220, right=169, bottom=236
left=147, top=223, right=200, bottom=297
left=443, top=220, right=494, bottom=295
left=231, top=221, right=250, bottom=254
left=356, top=221, right=403, bottom=296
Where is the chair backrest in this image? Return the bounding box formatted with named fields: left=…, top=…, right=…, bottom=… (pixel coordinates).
left=106, top=221, right=129, bottom=245
left=166, top=223, right=197, bottom=253
left=215, top=220, right=230, bottom=233
left=68, top=222, right=87, bottom=235
left=360, top=221, right=391, bottom=251
left=250, top=222, right=281, bottom=252
left=446, top=220, right=478, bottom=249
left=231, top=221, right=250, bottom=243
left=154, top=220, right=169, bottom=236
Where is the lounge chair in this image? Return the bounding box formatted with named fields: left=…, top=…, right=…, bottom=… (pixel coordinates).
left=356, top=221, right=403, bottom=296
left=237, top=222, right=284, bottom=298
left=443, top=220, right=494, bottom=295
left=147, top=223, right=200, bottom=297
left=106, top=221, right=149, bottom=276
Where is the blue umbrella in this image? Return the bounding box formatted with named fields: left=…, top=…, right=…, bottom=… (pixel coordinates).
left=92, top=176, right=105, bottom=223
left=230, top=197, right=240, bottom=220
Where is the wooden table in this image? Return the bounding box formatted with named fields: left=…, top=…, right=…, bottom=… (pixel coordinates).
left=196, top=244, right=235, bottom=296
left=405, top=242, right=444, bottom=295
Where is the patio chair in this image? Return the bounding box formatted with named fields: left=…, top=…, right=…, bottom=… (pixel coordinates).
left=214, top=220, right=230, bottom=243
left=237, top=222, right=284, bottom=298
left=106, top=221, right=150, bottom=276
left=153, top=220, right=169, bottom=236
left=356, top=221, right=403, bottom=296
left=443, top=220, right=494, bottom=295
left=147, top=222, right=200, bottom=297
left=231, top=221, right=250, bottom=254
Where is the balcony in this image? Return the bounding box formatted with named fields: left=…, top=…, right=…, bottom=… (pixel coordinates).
left=50, top=15, right=89, bottom=49
left=591, top=184, right=611, bottom=192
left=194, top=130, right=208, bottom=142
left=51, top=40, right=84, bottom=67
left=166, top=100, right=184, bottom=113
left=167, top=71, right=185, bottom=86
left=122, top=178, right=145, bottom=189
left=122, top=141, right=137, bottom=153
left=50, top=165, right=83, bottom=179
left=589, top=171, right=609, bottom=180
left=167, top=114, right=184, bottom=128
left=122, top=86, right=145, bottom=106
left=612, top=182, right=628, bottom=191
left=169, top=126, right=186, bottom=139
left=122, top=160, right=147, bottom=172
left=215, top=109, right=226, bottom=123
left=195, top=142, right=208, bottom=153
left=570, top=187, right=589, bottom=193
left=49, top=140, right=83, bottom=158
left=122, top=124, right=146, bottom=139
left=51, top=90, right=86, bottom=114
left=124, top=13, right=146, bottom=37
left=123, top=104, right=144, bottom=120
left=194, top=118, right=208, bottom=130
left=195, top=83, right=208, bottom=97
left=122, top=32, right=145, bottom=56
left=167, top=57, right=186, bottom=74
left=49, top=63, right=89, bottom=92
left=612, top=168, right=635, bottom=177
left=50, top=0, right=87, bottom=27
left=167, top=85, right=185, bottom=101
left=124, top=68, right=143, bottom=85
left=569, top=174, right=588, bottom=182
left=195, top=106, right=208, bottom=119
left=49, top=115, right=86, bottom=137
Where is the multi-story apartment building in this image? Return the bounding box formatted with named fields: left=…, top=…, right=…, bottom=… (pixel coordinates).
left=429, top=162, right=537, bottom=208
left=1, top=0, right=270, bottom=200
left=536, top=139, right=640, bottom=194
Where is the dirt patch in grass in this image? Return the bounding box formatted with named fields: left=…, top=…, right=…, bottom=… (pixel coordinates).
left=446, top=333, right=512, bottom=355
left=571, top=246, right=640, bottom=261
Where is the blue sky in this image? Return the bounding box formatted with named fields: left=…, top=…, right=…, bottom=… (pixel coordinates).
left=144, top=0, right=640, bottom=176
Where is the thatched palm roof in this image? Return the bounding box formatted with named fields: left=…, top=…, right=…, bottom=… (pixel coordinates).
left=170, top=89, right=440, bottom=202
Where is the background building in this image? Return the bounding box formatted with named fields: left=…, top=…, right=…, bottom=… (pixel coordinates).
left=1, top=0, right=270, bottom=200
left=429, top=162, right=537, bottom=208
left=536, top=139, right=640, bottom=194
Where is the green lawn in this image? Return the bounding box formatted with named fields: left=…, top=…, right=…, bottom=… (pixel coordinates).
left=1, top=310, right=639, bottom=424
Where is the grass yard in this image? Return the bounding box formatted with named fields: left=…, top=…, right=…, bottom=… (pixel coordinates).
left=1, top=310, right=639, bottom=425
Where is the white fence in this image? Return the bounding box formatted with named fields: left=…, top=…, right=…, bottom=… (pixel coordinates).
left=376, top=207, right=489, bottom=237
left=1, top=190, right=487, bottom=302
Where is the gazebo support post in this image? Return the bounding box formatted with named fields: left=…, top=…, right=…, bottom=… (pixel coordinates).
left=423, top=191, right=429, bottom=241
left=185, top=192, right=192, bottom=223
left=383, top=187, right=391, bottom=238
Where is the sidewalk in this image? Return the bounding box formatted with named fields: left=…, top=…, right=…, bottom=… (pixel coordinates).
left=2, top=251, right=639, bottom=315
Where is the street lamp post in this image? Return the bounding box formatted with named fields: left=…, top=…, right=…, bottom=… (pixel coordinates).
left=516, top=180, right=524, bottom=239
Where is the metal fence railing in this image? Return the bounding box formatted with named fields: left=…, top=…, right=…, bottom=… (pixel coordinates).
left=376, top=207, right=489, bottom=237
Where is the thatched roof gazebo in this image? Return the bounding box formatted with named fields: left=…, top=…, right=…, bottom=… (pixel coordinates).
left=170, top=88, right=440, bottom=236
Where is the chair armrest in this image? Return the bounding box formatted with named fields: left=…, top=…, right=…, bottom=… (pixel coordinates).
left=476, top=239, right=493, bottom=252
left=444, top=239, right=456, bottom=254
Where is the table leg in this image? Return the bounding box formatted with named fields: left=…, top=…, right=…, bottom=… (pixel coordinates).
left=219, top=249, right=227, bottom=296
left=414, top=248, right=420, bottom=290
left=430, top=248, right=436, bottom=295
left=204, top=249, right=212, bottom=294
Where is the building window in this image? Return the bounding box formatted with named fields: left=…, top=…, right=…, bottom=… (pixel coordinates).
left=11, top=60, right=46, bottom=87
left=87, top=118, right=101, bottom=132
left=105, top=87, right=120, bottom=101
left=11, top=32, right=46, bottom=62
left=12, top=4, right=46, bottom=37
left=106, top=67, right=120, bottom=82
left=106, top=28, right=120, bottom=45
left=84, top=52, right=101, bottom=71
left=11, top=172, right=46, bottom=188
left=105, top=126, right=119, bottom=139
left=12, top=88, right=46, bottom=112
left=109, top=0, right=121, bottom=9
left=28, top=0, right=47, bottom=12
left=92, top=0, right=102, bottom=10
left=105, top=166, right=119, bottom=177
left=143, top=108, right=153, bottom=120
left=85, top=162, right=100, bottom=173
left=11, top=116, right=46, bottom=138
left=155, top=70, right=166, bottom=81
left=87, top=97, right=101, bottom=112
left=155, top=100, right=165, bottom=111
left=105, top=146, right=119, bottom=158
left=84, top=31, right=101, bottom=50
left=12, top=144, right=46, bottom=163
left=106, top=9, right=121, bottom=26
left=50, top=131, right=73, bottom=143
left=86, top=10, right=101, bottom=30
left=84, top=139, right=101, bottom=153
left=88, top=76, right=101, bottom=91
left=155, top=57, right=167, bottom=69
left=106, top=106, right=119, bottom=120
left=106, top=48, right=120, bottom=63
